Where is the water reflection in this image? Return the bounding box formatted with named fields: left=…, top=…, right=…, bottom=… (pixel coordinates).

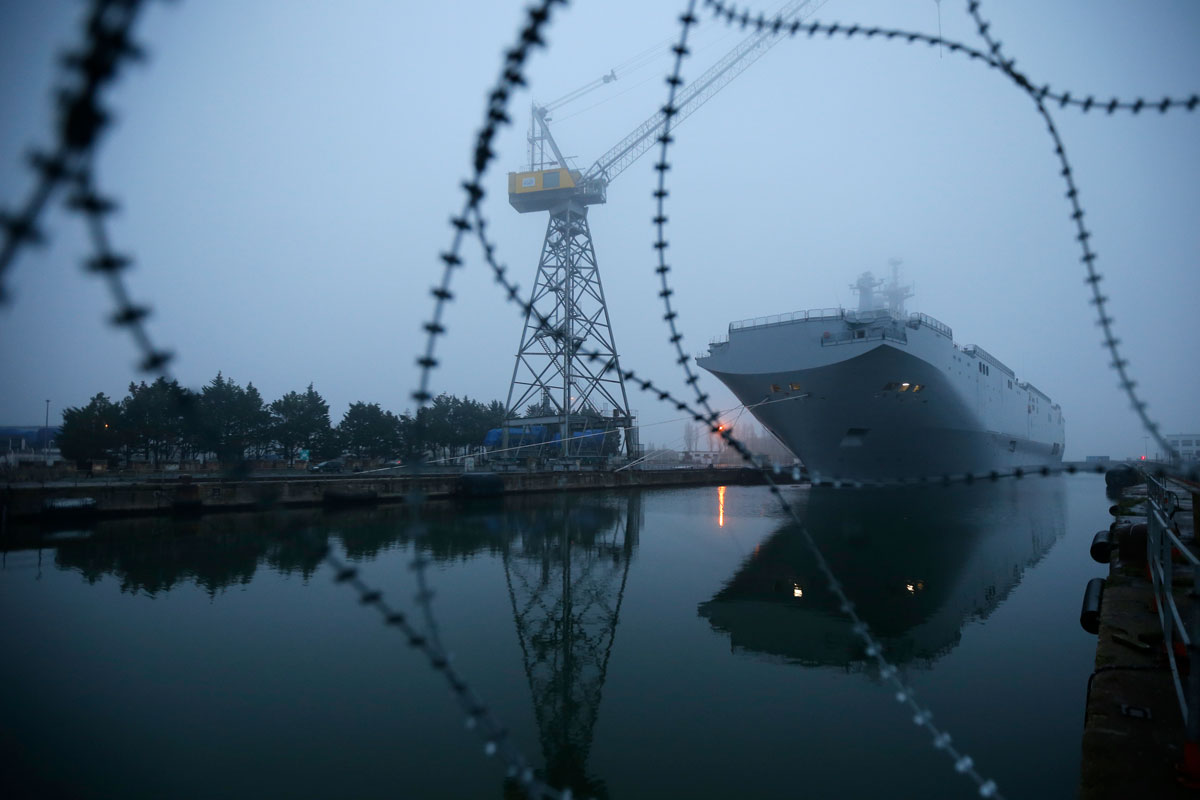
left=501, top=492, right=641, bottom=799
left=699, top=481, right=1067, bottom=667
left=12, top=492, right=644, bottom=798
left=47, top=512, right=328, bottom=595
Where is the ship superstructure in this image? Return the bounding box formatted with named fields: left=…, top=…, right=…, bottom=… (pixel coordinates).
left=697, top=269, right=1065, bottom=482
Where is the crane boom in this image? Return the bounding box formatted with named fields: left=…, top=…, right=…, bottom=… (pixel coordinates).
left=584, top=0, right=820, bottom=187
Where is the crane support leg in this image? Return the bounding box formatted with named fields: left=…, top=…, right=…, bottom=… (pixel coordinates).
left=503, top=200, right=637, bottom=458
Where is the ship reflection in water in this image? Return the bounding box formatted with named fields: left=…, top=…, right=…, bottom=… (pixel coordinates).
left=699, top=480, right=1067, bottom=667
left=2, top=479, right=1088, bottom=797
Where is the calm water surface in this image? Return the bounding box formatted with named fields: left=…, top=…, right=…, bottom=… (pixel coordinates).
left=1, top=476, right=1111, bottom=799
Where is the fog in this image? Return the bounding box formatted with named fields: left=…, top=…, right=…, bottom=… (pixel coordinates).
left=1, top=0, right=1197, bottom=461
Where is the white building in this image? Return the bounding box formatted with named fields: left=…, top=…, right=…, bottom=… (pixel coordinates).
left=1166, top=433, right=1198, bottom=463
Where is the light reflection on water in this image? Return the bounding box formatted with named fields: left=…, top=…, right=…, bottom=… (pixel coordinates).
left=0, top=477, right=1109, bottom=799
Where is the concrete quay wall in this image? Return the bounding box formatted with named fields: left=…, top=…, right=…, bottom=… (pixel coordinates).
left=2, top=467, right=772, bottom=521
left=1079, top=478, right=1199, bottom=799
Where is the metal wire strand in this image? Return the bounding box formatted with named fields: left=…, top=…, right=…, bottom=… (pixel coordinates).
left=0, top=0, right=152, bottom=302
left=322, top=546, right=563, bottom=799
left=4, top=1, right=1194, bottom=797
left=411, top=1, right=573, bottom=796
left=701, top=0, right=1198, bottom=114
left=648, top=1, right=1007, bottom=795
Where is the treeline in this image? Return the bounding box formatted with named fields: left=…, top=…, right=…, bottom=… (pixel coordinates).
left=58, top=374, right=505, bottom=466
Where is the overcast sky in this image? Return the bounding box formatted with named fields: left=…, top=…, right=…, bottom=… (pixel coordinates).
left=1, top=0, right=1196, bottom=461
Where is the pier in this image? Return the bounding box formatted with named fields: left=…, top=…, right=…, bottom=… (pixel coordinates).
left=1, top=466, right=795, bottom=523
left=1080, top=471, right=1199, bottom=798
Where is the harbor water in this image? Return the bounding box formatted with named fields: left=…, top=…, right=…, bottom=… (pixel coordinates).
left=1, top=475, right=1111, bottom=799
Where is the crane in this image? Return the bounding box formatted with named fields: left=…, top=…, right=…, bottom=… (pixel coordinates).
left=500, top=0, right=821, bottom=459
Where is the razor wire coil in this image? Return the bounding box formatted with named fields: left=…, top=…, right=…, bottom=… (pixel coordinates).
left=3, top=0, right=1199, bottom=797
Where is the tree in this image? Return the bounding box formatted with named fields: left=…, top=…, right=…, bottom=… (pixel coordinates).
left=196, top=373, right=272, bottom=464
left=525, top=394, right=556, bottom=418
left=337, top=402, right=403, bottom=458
left=270, top=384, right=331, bottom=464
left=412, top=395, right=506, bottom=458
left=120, top=378, right=194, bottom=466
left=58, top=393, right=122, bottom=464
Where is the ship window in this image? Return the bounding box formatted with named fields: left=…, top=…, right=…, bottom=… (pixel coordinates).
left=771, top=383, right=782, bottom=393
left=912, top=384, right=923, bottom=393
left=1008, top=440, right=1017, bottom=453
left=789, top=382, right=802, bottom=391
left=899, top=382, right=910, bottom=392
left=1052, top=442, right=1060, bottom=455
left=1008, top=380, right=1012, bottom=389
left=882, top=382, right=898, bottom=390
left=543, top=170, right=560, bottom=188
left=854, top=329, right=866, bottom=339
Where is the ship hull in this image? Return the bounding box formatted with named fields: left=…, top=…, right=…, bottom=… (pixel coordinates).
left=697, top=311, right=1064, bottom=482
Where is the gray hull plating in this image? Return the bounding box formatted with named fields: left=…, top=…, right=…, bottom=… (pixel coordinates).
left=698, top=311, right=1064, bottom=482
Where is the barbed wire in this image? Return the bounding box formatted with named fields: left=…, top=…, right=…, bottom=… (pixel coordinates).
left=639, top=3, right=1001, bottom=795
left=410, top=2, right=575, bottom=796
left=0, top=2, right=570, bottom=794
left=440, top=0, right=1197, bottom=792
left=959, top=0, right=1182, bottom=464
left=321, top=545, right=563, bottom=800
left=3, top=0, right=1196, bottom=797
left=0, top=0, right=153, bottom=304
left=70, top=162, right=176, bottom=375
left=701, top=0, right=1198, bottom=114
left=685, top=0, right=1192, bottom=465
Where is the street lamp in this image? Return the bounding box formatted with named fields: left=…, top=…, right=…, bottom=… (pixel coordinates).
left=44, top=398, right=51, bottom=464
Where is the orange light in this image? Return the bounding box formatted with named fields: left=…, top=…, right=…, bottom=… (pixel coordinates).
left=717, top=424, right=725, bottom=432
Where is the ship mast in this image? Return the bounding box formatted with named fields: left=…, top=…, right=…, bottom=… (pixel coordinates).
left=851, top=260, right=914, bottom=316
left=851, top=272, right=883, bottom=313
left=883, top=258, right=914, bottom=316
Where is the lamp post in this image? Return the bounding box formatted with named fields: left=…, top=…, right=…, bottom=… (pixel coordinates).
left=44, top=398, right=51, bottom=465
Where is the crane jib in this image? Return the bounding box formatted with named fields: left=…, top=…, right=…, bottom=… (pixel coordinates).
left=507, top=0, right=816, bottom=211
left=585, top=0, right=817, bottom=186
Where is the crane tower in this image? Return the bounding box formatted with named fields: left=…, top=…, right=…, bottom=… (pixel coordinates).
left=501, top=0, right=820, bottom=459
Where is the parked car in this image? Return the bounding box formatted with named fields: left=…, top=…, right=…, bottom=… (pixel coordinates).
left=309, top=460, right=344, bottom=474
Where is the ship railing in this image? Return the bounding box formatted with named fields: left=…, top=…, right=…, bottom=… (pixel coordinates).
left=819, top=327, right=908, bottom=347
left=844, top=308, right=899, bottom=324
left=962, top=344, right=1016, bottom=378
left=728, top=307, right=843, bottom=334
left=907, top=312, right=953, bottom=340
left=1145, top=471, right=1200, bottom=752
left=1019, top=380, right=1052, bottom=402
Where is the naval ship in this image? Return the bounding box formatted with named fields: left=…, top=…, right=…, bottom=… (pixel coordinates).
left=696, top=268, right=1065, bottom=482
